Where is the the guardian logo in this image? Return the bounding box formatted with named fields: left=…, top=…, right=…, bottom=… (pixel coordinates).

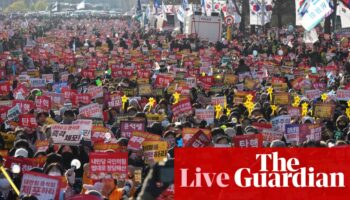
left=180, top=152, right=345, bottom=188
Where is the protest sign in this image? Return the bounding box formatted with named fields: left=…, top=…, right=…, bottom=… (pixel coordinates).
left=305, top=89, right=322, bottom=100
left=61, top=87, right=77, bottom=100
left=89, top=152, right=128, bottom=180
left=142, top=141, right=168, bottom=164
left=12, top=100, right=35, bottom=113
left=336, top=89, right=350, bottom=101
left=91, top=126, right=110, bottom=143
left=5, top=157, right=42, bottom=173
left=287, top=106, right=301, bottom=118
left=138, top=84, right=153, bottom=96
left=232, top=134, right=263, bottom=147
left=195, top=109, right=214, bottom=125
left=313, top=103, right=335, bottom=119
left=185, top=130, right=211, bottom=147
left=252, top=123, right=283, bottom=142
left=72, top=119, right=92, bottom=141
left=120, top=121, right=145, bottom=138
left=18, top=114, right=37, bottom=128
left=224, top=74, right=238, bottom=85
left=171, top=99, right=193, bottom=120
left=93, top=142, right=121, bottom=152
left=87, top=86, right=103, bottom=99
left=6, top=104, right=21, bottom=121
left=41, top=74, right=54, bottom=83
left=108, top=93, right=122, bottom=108
left=0, top=106, right=9, bottom=122
left=307, top=124, right=322, bottom=141
left=29, top=78, right=46, bottom=88
left=182, top=128, right=211, bottom=145
left=211, top=96, right=227, bottom=107
left=35, top=96, right=51, bottom=112
left=273, top=92, right=290, bottom=105
left=72, top=93, right=91, bottom=106
left=13, top=84, right=29, bottom=98
left=128, top=131, right=161, bottom=151
left=35, top=140, right=49, bottom=152
left=43, top=92, right=64, bottom=109
left=79, top=103, right=103, bottom=118
left=0, top=81, right=11, bottom=95
left=50, top=124, right=82, bottom=145
left=285, top=124, right=301, bottom=144
left=20, top=172, right=60, bottom=200
left=271, top=115, right=291, bottom=132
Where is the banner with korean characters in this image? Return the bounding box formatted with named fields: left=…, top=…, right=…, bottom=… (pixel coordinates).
left=142, top=140, right=168, bottom=164
left=89, top=152, right=128, bottom=180
left=127, top=131, right=161, bottom=151
left=50, top=124, right=82, bottom=145
left=20, top=172, right=60, bottom=200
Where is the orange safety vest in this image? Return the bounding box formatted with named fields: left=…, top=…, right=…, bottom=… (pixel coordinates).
left=108, top=188, right=123, bottom=200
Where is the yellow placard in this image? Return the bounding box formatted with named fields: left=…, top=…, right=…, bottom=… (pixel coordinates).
left=142, top=141, right=168, bottom=164
left=314, top=103, right=335, bottom=119
left=273, top=92, right=290, bottom=105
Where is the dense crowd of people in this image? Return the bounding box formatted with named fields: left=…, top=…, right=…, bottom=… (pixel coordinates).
left=0, top=14, right=350, bottom=200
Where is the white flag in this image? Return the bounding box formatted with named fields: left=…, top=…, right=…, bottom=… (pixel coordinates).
left=337, top=1, right=350, bottom=28
left=77, top=1, right=85, bottom=10
left=249, top=0, right=274, bottom=25
left=299, top=0, right=333, bottom=31
left=295, top=0, right=303, bottom=26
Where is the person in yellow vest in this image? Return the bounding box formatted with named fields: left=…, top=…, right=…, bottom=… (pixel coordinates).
left=101, top=177, right=123, bottom=200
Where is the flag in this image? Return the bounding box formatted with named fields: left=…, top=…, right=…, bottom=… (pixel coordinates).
left=177, top=6, right=185, bottom=23
left=298, top=0, right=333, bottom=31
left=162, top=2, right=168, bottom=21
left=50, top=2, right=58, bottom=12
left=76, top=0, right=85, bottom=10
left=337, top=1, right=350, bottom=28
left=249, top=0, right=274, bottom=26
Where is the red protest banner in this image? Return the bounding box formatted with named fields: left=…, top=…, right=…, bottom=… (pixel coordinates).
left=72, top=93, right=91, bottom=106
left=20, top=171, right=60, bottom=200
left=61, top=87, right=77, bottom=100
left=108, top=93, right=122, bottom=108
left=35, top=96, right=51, bottom=112
left=13, top=84, right=29, bottom=98
left=0, top=81, right=11, bottom=95
left=42, top=92, right=64, bottom=109
left=81, top=69, right=95, bottom=79
left=252, top=123, right=283, bottom=142
left=155, top=74, right=173, bottom=88
left=19, top=114, right=37, bottom=128
left=120, top=121, right=145, bottom=138
left=233, top=134, right=263, bottom=148
left=128, top=131, right=161, bottom=151
left=89, top=152, right=128, bottom=180
left=79, top=103, right=103, bottom=118
left=185, top=130, right=211, bottom=148
left=12, top=100, right=35, bottom=113
left=5, top=157, right=41, bottom=173
left=91, top=126, right=111, bottom=143
left=171, top=99, right=193, bottom=120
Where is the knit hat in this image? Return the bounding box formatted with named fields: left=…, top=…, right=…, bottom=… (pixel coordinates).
left=14, top=148, right=28, bottom=158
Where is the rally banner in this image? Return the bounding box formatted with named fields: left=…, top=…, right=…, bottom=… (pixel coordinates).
left=128, top=131, right=161, bottom=151
left=182, top=128, right=211, bottom=145
left=233, top=134, right=263, bottom=148
left=313, top=103, right=335, bottom=119
left=6, top=104, right=21, bottom=121
left=50, top=124, right=82, bottom=145
left=89, top=152, right=128, bottom=180
left=43, top=91, right=64, bottom=109
left=142, top=140, right=168, bottom=164
left=120, top=121, right=145, bottom=138
left=29, top=78, right=46, bottom=88
left=195, top=109, right=215, bottom=125
left=91, top=126, right=111, bottom=143
left=12, top=99, right=35, bottom=113
left=72, top=119, right=92, bottom=141
left=271, top=115, right=291, bottom=133
left=79, top=103, right=103, bottom=118
left=35, top=95, right=51, bottom=112
left=175, top=148, right=350, bottom=200
left=87, top=86, right=103, bottom=99
left=185, top=130, right=211, bottom=148
left=5, top=157, right=42, bottom=173
left=72, top=93, right=91, bottom=106
left=336, top=89, right=350, bottom=101
left=18, top=114, right=38, bottom=128
left=172, top=99, right=193, bottom=120
left=20, top=172, right=60, bottom=200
